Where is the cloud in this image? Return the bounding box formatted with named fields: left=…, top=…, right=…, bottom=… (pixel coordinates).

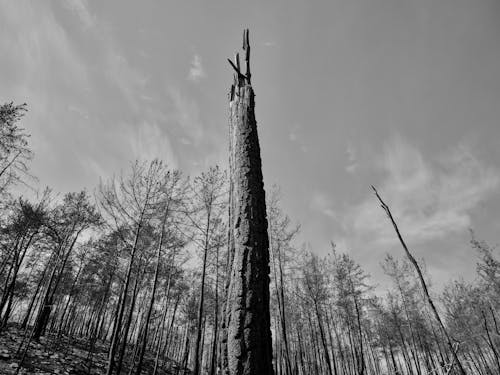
left=168, top=88, right=204, bottom=146
left=310, top=191, right=337, bottom=220
left=288, top=124, right=308, bottom=152
left=0, top=1, right=91, bottom=168
left=62, top=1, right=150, bottom=113
left=188, top=54, right=205, bottom=82
left=63, top=0, right=95, bottom=30
left=105, top=50, right=149, bottom=112
left=346, top=136, right=500, bottom=245
left=345, top=143, right=358, bottom=174
left=0, top=2, right=89, bottom=90
left=345, top=164, right=358, bottom=174
left=128, top=121, right=178, bottom=167
left=288, top=123, right=300, bottom=142
left=67, top=105, right=89, bottom=119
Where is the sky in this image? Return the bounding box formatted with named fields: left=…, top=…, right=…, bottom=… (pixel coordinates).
left=1, top=0, right=500, bottom=292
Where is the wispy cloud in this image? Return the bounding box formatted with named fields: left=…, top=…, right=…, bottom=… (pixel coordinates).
left=310, top=191, right=337, bottom=220
left=105, top=50, right=149, bottom=112
left=63, top=0, right=95, bottom=30
left=288, top=123, right=300, bottom=142
left=345, top=143, right=358, bottom=174
left=0, top=2, right=89, bottom=90
left=288, top=124, right=307, bottom=153
left=347, top=136, right=500, bottom=245
left=129, top=121, right=178, bottom=167
left=63, top=1, right=150, bottom=113
left=168, top=88, right=204, bottom=146
left=188, top=54, right=205, bottom=82
left=0, top=1, right=90, bottom=160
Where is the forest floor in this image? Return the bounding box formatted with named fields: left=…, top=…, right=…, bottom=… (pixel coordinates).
left=0, top=326, right=185, bottom=375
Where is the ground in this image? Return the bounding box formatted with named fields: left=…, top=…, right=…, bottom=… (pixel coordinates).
left=0, top=326, right=185, bottom=375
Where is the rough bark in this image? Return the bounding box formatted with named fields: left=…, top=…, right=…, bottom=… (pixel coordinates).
left=222, top=29, right=274, bottom=375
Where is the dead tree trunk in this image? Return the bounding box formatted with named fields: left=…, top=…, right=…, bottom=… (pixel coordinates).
left=372, top=186, right=468, bottom=375
left=222, top=29, right=274, bottom=375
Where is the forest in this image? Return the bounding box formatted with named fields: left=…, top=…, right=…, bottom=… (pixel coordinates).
left=1, top=22, right=500, bottom=375
left=1, top=94, right=500, bottom=375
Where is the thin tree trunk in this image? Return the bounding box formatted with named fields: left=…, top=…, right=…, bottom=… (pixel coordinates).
left=313, top=301, right=334, bottom=375
left=194, top=208, right=211, bottom=375
left=106, top=217, right=144, bottom=375
left=373, top=187, right=467, bottom=375
left=56, top=261, right=84, bottom=337
left=33, top=228, right=81, bottom=340
left=135, top=207, right=169, bottom=375
left=209, top=244, right=220, bottom=375
left=116, top=265, right=144, bottom=375
left=481, top=310, right=500, bottom=374
left=21, top=264, right=47, bottom=329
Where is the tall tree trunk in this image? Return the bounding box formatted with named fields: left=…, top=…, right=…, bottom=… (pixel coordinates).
left=277, top=247, right=293, bottom=375
left=482, top=310, right=500, bottom=374
left=351, top=289, right=365, bottom=375
left=162, top=294, right=180, bottom=368
left=152, top=279, right=173, bottom=375
left=222, top=29, right=274, bottom=375
left=209, top=244, right=220, bottom=375
left=32, top=242, right=64, bottom=340
left=313, top=301, right=333, bottom=375
left=21, top=263, right=48, bottom=329
left=115, top=265, right=144, bottom=375
left=194, top=208, right=211, bottom=375
left=135, top=208, right=169, bottom=375
left=56, top=260, right=84, bottom=337
left=151, top=304, right=169, bottom=375
left=324, top=310, right=339, bottom=375
left=0, top=230, right=36, bottom=327
left=106, top=218, right=144, bottom=375
left=33, top=228, right=81, bottom=340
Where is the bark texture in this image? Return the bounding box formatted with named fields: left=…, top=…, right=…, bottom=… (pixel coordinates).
left=222, top=29, right=274, bottom=375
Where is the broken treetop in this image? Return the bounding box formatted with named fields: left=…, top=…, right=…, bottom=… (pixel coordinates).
left=228, top=29, right=251, bottom=101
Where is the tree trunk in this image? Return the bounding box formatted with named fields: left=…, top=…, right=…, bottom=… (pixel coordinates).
left=115, top=265, right=144, bottom=375
left=373, top=187, right=467, bottom=375
left=33, top=228, right=81, bottom=340
left=135, top=208, right=169, bottom=375
left=106, top=219, right=143, bottom=375
left=194, top=209, right=211, bottom=375
left=21, top=263, right=48, bottom=329
left=209, top=244, right=220, bottom=375
left=222, top=29, right=274, bottom=375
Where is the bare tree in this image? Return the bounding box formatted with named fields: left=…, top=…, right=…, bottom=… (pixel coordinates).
left=0, top=102, right=33, bottom=197
left=32, top=190, right=101, bottom=341
left=98, top=159, right=173, bottom=375
left=134, top=169, right=187, bottom=375
left=188, top=166, right=227, bottom=375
